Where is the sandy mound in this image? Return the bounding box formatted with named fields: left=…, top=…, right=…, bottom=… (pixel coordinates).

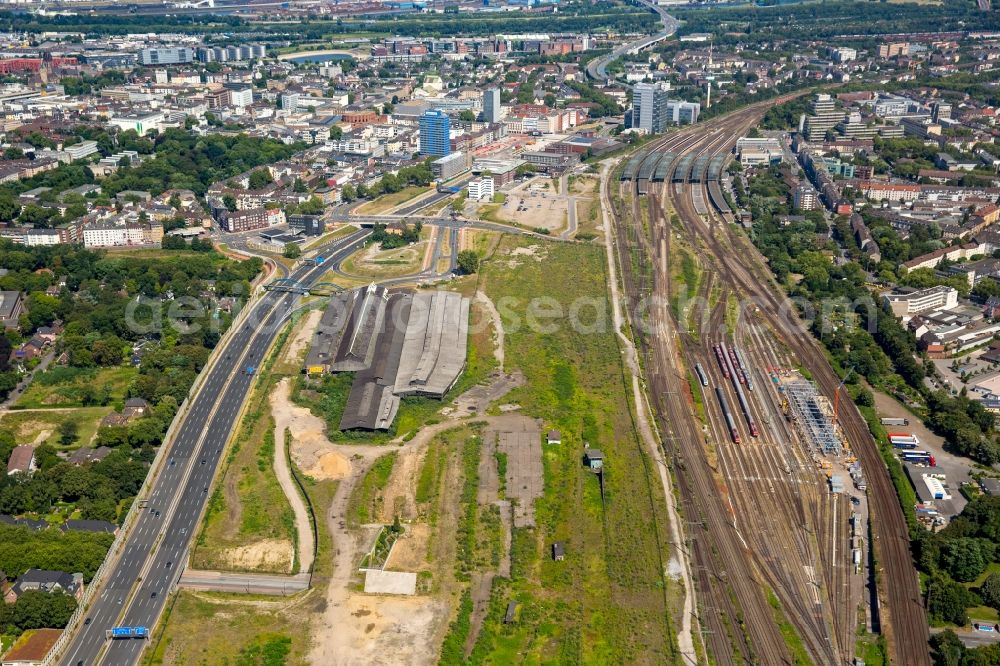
left=307, top=451, right=352, bottom=480
left=222, top=538, right=294, bottom=573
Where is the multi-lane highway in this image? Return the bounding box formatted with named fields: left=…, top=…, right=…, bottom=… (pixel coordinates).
left=586, top=0, right=679, bottom=82
left=58, top=229, right=371, bottom=666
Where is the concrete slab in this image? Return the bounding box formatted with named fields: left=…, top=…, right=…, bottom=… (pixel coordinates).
left=494, top=423, right=543, bottom=528
left=363, top=569, right=417, bottom=596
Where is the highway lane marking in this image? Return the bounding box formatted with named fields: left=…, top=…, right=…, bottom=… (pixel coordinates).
left=64, top=231, right=371, bottom=666
left=91, top=300, right=291, bottom=665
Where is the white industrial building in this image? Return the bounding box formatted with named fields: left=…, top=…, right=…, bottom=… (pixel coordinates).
left=883, top=285, right=959, bottom=320
left=63, top=140, right=99, bottom=161
left=108, top=112, right=164, bottom=136
left=468, top=177, right=494, bottom=201
left=736, top=137, right=783, bottom=166
left=922, top=475, right=951, bottom=501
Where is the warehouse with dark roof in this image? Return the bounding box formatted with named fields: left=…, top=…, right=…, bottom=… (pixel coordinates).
left=304, top=285, right=470, bottom=431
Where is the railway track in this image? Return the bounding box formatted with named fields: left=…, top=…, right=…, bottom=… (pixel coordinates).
left=623, top=176, right=767, bottom=665
left=608, top=96, right=930, bottom=665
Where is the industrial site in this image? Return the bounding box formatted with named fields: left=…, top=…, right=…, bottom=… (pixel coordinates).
left=304, top=284, right=470, bottom=430
left=612, top=100, right=927, bottom=665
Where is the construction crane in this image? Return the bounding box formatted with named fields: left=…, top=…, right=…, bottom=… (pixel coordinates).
left=833, top=367, right=855, bottom=424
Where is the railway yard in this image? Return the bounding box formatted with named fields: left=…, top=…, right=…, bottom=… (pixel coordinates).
left=607, top=100, right=931, bottom=665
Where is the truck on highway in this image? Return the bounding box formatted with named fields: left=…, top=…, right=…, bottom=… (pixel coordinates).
left=881, top=417, right=909, bottom=426
left=244, top=366, right=255, bottom=376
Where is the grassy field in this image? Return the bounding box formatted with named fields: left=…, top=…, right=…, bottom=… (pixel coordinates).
left=418, top=195, right=456, bottom=217
left=354, top=186, right=432, bottom=215
left=349, top=451, right=397, bottom=524
left=438, top=235, right=676, bottom=663
left=768, top=589, right=812, bottom=666
left=0, top=407, right=113, bottom=449
left=569, top=176, right=601, bottom=239
left=191, top=326, right=297, bottom=574
left=151, top=471, right=340, bottom=665
left=302, top=224, right=358, bottom=251
left=15, top=366, right=138, bottom=409
left=476, top=203, right=508, bottom=225
left=339, top=240, right=429, bottom=280
left=142, top=592, right=305, bottom=665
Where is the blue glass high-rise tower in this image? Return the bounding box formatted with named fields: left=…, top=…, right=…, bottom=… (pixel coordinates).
left=420, top=109, right=451, bottom=157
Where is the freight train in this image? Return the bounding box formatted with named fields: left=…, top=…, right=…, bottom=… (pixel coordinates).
left=714, top=345, right=730, bottom=379
left=716, top=387, right=741, bottom=444
left=733, top=380, right=759, bottom=437
left=720, top=342, right=759, bottom=438
left=734, top=347, right=754, bottom=390
left=725, top=344, right=745, bottom=385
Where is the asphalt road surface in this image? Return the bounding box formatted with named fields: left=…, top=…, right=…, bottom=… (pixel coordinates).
left=393, top=176, right=472, bottom=216
left=59, top=229, right=370, bottom=666
left=586, top=0, right=678, bottom=82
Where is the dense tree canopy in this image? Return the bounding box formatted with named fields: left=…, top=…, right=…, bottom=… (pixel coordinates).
left=0, top=525, right=113, bottom=581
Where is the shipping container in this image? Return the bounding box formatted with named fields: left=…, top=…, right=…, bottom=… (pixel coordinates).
left=881, top=417, right=909, bottom=426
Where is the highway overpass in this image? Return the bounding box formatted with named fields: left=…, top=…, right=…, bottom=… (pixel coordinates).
left=587, top=0, right=679, bottom=83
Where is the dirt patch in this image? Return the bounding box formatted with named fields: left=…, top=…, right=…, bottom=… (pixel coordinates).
left=378, top=445, right=421, bottom=522
left=491, top=421, right=543, bottom=528
left=342, top=240, right=429, bottom=280
left=308, top=451, right=352, bottom=481
left=488, top=191, right=566, bottom=232
left=326, top=596, right=448, bottom=665
left=510, top=245, right=546, bottom=260
left=474, top=291, right=505, bottom=371
left=270, top=380, right=319, bottom=574
left=269, top=377, right=340, bottom=474
left=284, top=309, right=322, bottom=368
left=384, top=523, right=431, bottom=572
left=31, top=430, right=51, bottom=446
left=222, top=539, right=294, bottom=573
left=500, top=244, right=548, bottom=270
left=446, top=370, right=524, bottom=418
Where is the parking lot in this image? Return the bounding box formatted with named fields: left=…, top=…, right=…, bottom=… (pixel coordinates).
left=874, top=391, right=972, bottom=518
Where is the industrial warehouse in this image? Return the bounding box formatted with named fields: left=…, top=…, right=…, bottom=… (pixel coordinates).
left=304, top=285, right=470, bottom=430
